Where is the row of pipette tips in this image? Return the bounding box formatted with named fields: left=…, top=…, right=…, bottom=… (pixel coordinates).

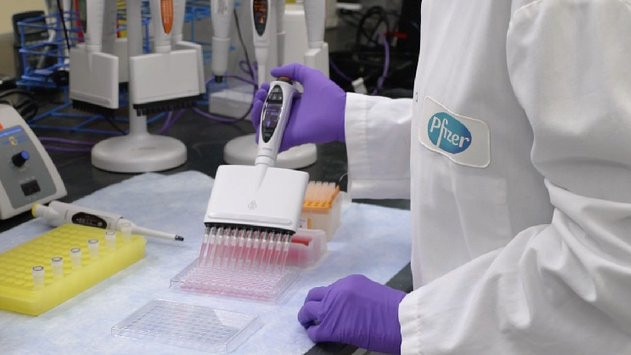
left=304, top=181, right=339, bottom=205
left=198, top=226, right=293, bottom=273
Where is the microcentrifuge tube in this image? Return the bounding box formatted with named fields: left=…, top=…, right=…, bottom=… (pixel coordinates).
left=51, top=256, right=64, bottom=278
left=88, top=239, right=100, bottom=259
left=32, top=265, right=45, bottom=288
left=70, top=247, right=82, bottom=268
left=105, top=229, right=117, bottom=249
left=119, top=220, right=133, bottom=240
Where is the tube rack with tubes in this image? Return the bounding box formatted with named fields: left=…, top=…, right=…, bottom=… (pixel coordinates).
left=0, top=224, right=146, bottom=315
left=170, top=227, right=326, bottom=302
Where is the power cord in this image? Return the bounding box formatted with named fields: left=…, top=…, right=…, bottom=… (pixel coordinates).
left=332, top=6, right=394, bottom=95
left=0, top=89, right=39, bottom=120
left=56, top=0, right=71, bottom=52
left=332, top=4, right=418, bottom=96
left=196, top=8, right=256, bottom=124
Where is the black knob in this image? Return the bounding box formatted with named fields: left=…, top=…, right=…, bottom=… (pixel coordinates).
left=12, top=151, right=30, bottom=167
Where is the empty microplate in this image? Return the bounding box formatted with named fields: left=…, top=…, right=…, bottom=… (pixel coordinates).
left=170, top=259, right=299, bottom=303
left=112, top=300, right=261, bottom=353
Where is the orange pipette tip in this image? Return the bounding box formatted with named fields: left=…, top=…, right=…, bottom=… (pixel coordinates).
left=161, top=0, right=174, bottom=34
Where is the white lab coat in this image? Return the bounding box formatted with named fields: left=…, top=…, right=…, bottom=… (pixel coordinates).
left=344, top=0, right=631, bottom=353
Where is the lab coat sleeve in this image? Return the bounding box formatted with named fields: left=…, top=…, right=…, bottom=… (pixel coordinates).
left=400, top=1, right=631, bottom=353
left=344, top=93, right=413, bottom=199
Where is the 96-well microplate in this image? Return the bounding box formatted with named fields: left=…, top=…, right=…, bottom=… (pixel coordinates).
left=171, top=259, right=299, bottom=303
left=112, top=300, right=262, bottom=353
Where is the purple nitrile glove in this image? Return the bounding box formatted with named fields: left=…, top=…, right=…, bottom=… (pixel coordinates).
left=251, top=63, right=347, bottom=152
left=298, top=274, right=406, bottom=354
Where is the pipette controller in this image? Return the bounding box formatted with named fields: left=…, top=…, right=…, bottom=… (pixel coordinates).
left=32, top=200, right=184, bottom=242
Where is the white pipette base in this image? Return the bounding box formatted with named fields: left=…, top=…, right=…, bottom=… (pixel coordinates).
left=91, top=133, right=186, bottom=173
left=223, top=134, right=317, bottom=169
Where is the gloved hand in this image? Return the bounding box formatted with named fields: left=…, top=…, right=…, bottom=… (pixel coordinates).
left=251, top=63, right=347, bottom=152
left=298, top=274, right=406, bottom=354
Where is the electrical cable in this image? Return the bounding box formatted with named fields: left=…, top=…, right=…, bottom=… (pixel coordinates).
left=155, top=6, right=258, bottom=134
left=40, top=137, right=96, bottom=145
left=0, top=89, right=36, bottom=101
left=43, top=145, right=93, bottom=153
left=157, top=109, right=188, bottom=134
left=373, top=32, right=391, bottom=95
left=194, top=74, right=255, bottom=124
left=331, top=5, right=415, bottom=96
left=233, top=9, right=255, bottom=81
left=0, top=89, right=40, bottom=120
left=56, top=0, right=72, bottom=52
left=102, top=114, right=127, bottom=134
left=330, top=60, right=354, bottom=83
left=224, top=74, right=257, bottom=86
left=0, top=90, right=97, bottom=153
left=38, top=136, right=96, bottom=153
left=239, top=60, right=256, bottom=80
left=354, top=6, right=390, bottom=49
left=198, top=7, right=256, bottom=125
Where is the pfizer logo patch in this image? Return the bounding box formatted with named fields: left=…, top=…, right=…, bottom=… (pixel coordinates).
left=427, top=112, right=472, bottom=154
left=419, top=97, right=490, bottom=168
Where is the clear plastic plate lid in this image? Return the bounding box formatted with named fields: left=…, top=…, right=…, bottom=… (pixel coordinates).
left=112, top=300, right=262, bottom=353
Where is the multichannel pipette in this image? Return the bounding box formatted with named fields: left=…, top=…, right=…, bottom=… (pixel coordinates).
left=32, top=200, right=184, bottom=242
left=203, top=77, right=306, bottom=231
left=201, top=77, right=308, bottom=265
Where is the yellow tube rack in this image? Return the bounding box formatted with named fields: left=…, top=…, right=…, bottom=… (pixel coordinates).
left=0, top=224, right=146, bottom=316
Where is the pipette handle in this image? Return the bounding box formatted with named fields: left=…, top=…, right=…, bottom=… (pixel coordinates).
left=251, top=0, right=272, bottom=85
left=211, top=0, right=235, bottom=80
left=33, top=200, right=122, bottom=229
left=150, top=0, right=174, bottom=53
left=172, top=0, right=186, bottom=43
left=255, top=78, right=296, bottom=167
left=85, top=0, right=105, bottom=52
left=32, top=201, right=184, bottom=242
left=303, top=0, right=326, bottom=49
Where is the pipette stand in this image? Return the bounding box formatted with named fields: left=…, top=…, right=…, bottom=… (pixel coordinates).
left=223, top=134, right=317, bottom=169
left=91, top=0, right=186, bottom=173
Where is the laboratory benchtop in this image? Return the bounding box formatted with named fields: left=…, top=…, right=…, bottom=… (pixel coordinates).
left=0, top=97, right=412, bottom=355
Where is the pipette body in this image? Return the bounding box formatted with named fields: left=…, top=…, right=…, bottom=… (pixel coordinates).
left=32, top=201, right=184, bottom=242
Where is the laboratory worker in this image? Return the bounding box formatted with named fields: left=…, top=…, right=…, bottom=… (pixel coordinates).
left=252, top=0, right=631, bottom=353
